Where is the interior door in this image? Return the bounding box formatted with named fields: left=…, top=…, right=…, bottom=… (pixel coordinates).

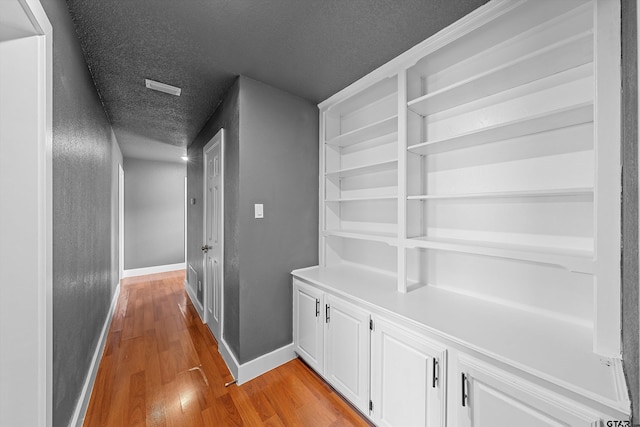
left=203, top=130, right=223, bottom=340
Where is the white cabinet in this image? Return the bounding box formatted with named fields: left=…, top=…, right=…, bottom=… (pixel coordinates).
left=293, top=277, right=447, bottom=426
left=371, top=318, right=446, bottom=427
left=293, top=280, right=324, bottom=373
left=324, top=294, right=371, bottom=414
left=293, top=279, right=371, bottom=414
left=292, top=273, right=628, bottom=425
left=295, top=0, right=629, bottom=424
left=456, top=356, right=602, bottom=427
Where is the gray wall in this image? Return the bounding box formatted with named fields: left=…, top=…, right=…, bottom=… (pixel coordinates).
left=124, top=157, right=186, bottom=269
left=187, top=76, right=318, bottom=364
left=40, top=0, right=121, bottom=425
left=238, top=77, right=319, bottom=362
left=621, top=0, right=639, bottom=422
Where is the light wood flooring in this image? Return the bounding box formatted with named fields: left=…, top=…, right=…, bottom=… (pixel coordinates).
left=83, top=270, right=372, bottom=426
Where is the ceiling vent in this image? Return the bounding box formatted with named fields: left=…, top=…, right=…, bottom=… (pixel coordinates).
left=145, top=79, right=181, bottom=96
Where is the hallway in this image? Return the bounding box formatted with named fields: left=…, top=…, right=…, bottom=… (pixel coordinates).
left=83, top=271, right=371, bottom=426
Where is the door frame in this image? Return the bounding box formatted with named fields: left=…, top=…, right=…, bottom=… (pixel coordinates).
left=119, top=164, right=125, bottom=282
left=202, top=129, right=225, bottom=339
left=0, top=0, right=52, bottom=425
left=184, top=175, right=187, bottom=267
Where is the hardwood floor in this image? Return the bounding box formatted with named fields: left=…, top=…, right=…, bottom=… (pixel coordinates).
left=83, top=271, right=372, bottom=426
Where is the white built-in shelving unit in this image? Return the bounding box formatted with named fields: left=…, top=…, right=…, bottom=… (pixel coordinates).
left=296, top=0, right=629, bottom=424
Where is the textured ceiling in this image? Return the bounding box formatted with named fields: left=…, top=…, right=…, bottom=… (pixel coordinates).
left=65, top=0, right=489, bottom=161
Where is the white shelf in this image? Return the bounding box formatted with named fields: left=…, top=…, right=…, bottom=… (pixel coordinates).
left=408, top=187, right=593, bottom=201
left=405, top=236, right=593, bottom=274
left=326, top=195, right=398, bottom=203
left=323, top=229, right=398, bottom=246
left=325, top=159, right=397, bottom=178
left=314, top=0, right=626, bottom=418
left=407, top=102, right=593, bottom=156
left=325, top=77, right=397, bottom=116
left=325, top=115, right=398, bottom=148
left=291, top=264, right=621, bottom=407
left=407, top=31, right=593, bottom=116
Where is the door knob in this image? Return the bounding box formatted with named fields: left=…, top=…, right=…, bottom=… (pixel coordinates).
left=201, top=245, right=212, bottom=253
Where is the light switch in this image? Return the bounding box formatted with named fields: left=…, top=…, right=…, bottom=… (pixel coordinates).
left=254, top=204, right=264, bottom=219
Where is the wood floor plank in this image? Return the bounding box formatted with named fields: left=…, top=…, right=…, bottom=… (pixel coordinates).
left=227, top=383, right=266, bottom=426
left=240, top=379, right=277, bottom=421
left=127, top=371, right=146, bottom=425
left=83, top=270, right=372, bottom=427
left=145, top=387, right=167, bottom=427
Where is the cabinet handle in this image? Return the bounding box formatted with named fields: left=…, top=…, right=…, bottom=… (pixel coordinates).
left=315, top=299, right=320, bottom=317
left=325, top=304, right=330, bottom=323
left=432, top=358, right=439, bottom=388
left=461, top=373, right=468, bottom=407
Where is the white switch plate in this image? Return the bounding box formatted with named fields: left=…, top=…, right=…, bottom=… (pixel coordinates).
left=254, top=204, right=264, bottom=219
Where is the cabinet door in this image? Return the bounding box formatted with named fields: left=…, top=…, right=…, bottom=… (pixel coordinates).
left=324, top=294, right=371, bottom=414
left=371, top=318, right=446, bottom=427
left=457, top=356, right=601, bottom=427
left=293, top=280, right=324, bottom=374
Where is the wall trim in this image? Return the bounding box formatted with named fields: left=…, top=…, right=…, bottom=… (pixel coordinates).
left=218, top=340, right=297, bottom=386
left=69, top=282, right=120, bottom=427
left=183, top=279, right=295, bottom=385
left=184, top=279, right=298, bottom=385
left=185, top=279, right=204, bottom=321
left=236, top=343, right=296, bottom=385
left=218, top=339, right=240, bottom=382
left=123, top=262, right=185, bottom=278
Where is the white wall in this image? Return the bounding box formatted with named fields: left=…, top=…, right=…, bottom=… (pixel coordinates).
left=0, top=1, right=52, bottom=424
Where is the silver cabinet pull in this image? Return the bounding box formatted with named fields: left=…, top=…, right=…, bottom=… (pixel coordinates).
left=432, top=358, right=439, bottom=388
left=461, top=372, right=469, bottom=407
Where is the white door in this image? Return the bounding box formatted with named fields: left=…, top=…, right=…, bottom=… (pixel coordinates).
left=370, top=318, right=446, bottom=427
left=324, top=294, right=371, bottom=414
left=293, top=280, right=324, bottom=374
left=203, top=130, right=224, bottom=340
left=119, top=164, right=125, bottom=282
left=457, top=356, right=601, bottom=427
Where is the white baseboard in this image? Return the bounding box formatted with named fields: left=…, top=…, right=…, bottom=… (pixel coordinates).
left=70, top=282, right=120, bottom=427
left=123, top=262, right=185, bottom=278
left=237, top=343, right=296, bottom=385
left=218, top=340, right=296, bottom=386
left=183, top=274, right=294, bottom=386
left=184, top=278, right=204, bottom=321
left=219, top=339, right=240, bottom=382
